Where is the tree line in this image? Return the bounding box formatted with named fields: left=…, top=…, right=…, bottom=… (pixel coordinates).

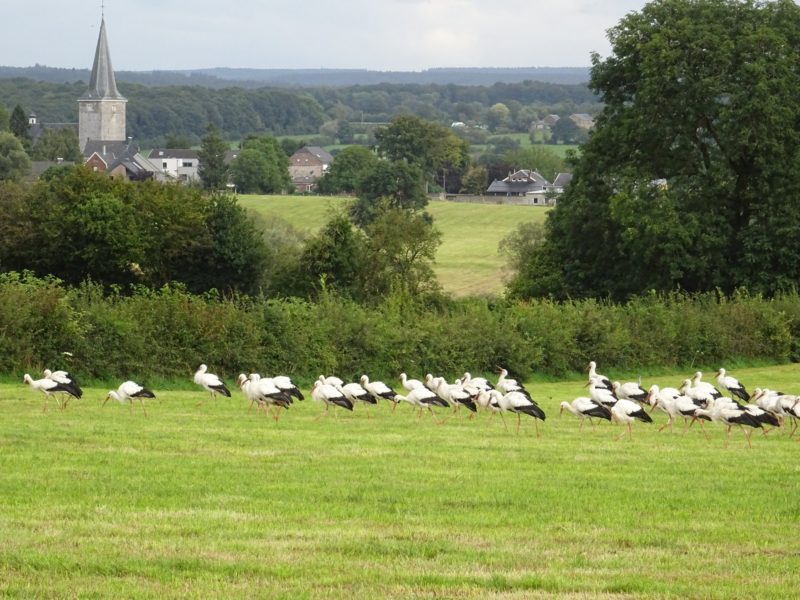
left=0, top=78, right=599, bottom=147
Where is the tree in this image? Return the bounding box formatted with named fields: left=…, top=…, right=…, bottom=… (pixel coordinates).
left=459, top=165, right=488, bottom=195
left=197, top=125, right=229, bottom=190
left=502, top=147, right=566, bottom=182
left=351, top=160, right=428, bottom=226
left=361, top=208, right=442, bottom=297
left=164, top=133, right=193, bottom=148
left=31, top=128, right=81, bottom=162
left=0, top=132, right=31, bottom=182
left=487, top=103, right=511, bottom=132
left=512, top=0, right=800, bottom=300
left=316, top=145, right=378, bottom=195
left=9, top=105, right=30, bottom=147
left=549, top=117, right=582, bottom=144
left=0, top=105, right=9, bottom=131
left=235, top=135, right=291, bottom=193
left=296, top=212, right=366, bottom=297
left=374, top=115, right=470, bottom=190
left=337, top=120, right=354, bottom=144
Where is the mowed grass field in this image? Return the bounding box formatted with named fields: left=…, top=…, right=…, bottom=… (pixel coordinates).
left=239, top=195, right=548, bottom=296
left=2, top=364, right=799, bottom=598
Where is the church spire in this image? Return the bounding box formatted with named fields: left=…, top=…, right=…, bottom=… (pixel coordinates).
left=83, top=18, right=125, bottom=100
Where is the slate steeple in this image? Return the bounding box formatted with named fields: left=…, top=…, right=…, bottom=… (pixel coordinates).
left=78, top=17, right=127, bottom=151
left=83, top=19, right=125, bottom=101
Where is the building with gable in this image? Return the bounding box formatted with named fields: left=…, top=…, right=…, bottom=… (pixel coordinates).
left=288, top=146, right=334, bottom=192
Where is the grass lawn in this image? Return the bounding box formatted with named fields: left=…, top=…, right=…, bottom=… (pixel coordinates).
left=2, top=364, right=799, bottom=598
left=239, top=195, right=549, bottom=297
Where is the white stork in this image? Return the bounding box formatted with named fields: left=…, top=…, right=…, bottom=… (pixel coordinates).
left=319, top=375, right=344, bottom=391
left=609, top=398, right=653, bottom=441
left=587, top=380, right=617, bottom=408
left=691, top=371, right=723, bottom=401
left=311, top=380, right=353, bottom=417
left=496, top=368, right=531, bottom=398
left=399, top=373, right=425, bottom=392
left=393, top=387, right=450, bottom=422
left=695, top=398, right=762, bottom=449
left=104, top=381, right=155, bottom=416
left=435, top=378, right=477, bottom=414
left=272, top=375, right=304, bottom=401
left=462, top=372, right=493, bottom=391
left=715, top=368, right=750, bottom=403
left=559, top=397, right=611, bottom=430
left=43, top=369, right=83, bottom=399
left=679, top=378, right=715, bottom=407
left=612, top=380, right=648, bottom=404
left=496, top=391, right=546, bottom=437
left=649, top=392, right=709, bottom=436
left=193, top=364, right=231, bottom=402
left=342, top=382, right=377, bottom=415
left=360, top=375, right=399, bottom=410
left=587, top=361, right=613, bottom=391
left=24, top=374, right=81, bottom=411
left=248, top=374, right=293, bottom=420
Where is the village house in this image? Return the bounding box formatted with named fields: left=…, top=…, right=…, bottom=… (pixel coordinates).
left=486, top=169, right=572, bottom=205
left=149, top=148, right=200, bottom=182
left=288, top=146, right=333, bottom=192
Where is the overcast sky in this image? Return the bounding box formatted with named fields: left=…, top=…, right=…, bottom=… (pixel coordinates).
left=2, top=1, right=647, bottom=71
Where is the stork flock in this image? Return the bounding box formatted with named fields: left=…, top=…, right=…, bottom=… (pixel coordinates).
left=22, top=362, right=800, bottom=447
left=564, top=361, right=800, bottom=446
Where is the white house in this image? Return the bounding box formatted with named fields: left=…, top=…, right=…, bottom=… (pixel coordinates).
left=149, top=148, right=200, bottom=183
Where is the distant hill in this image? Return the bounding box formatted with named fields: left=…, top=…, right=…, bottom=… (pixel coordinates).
left=0, top=65, right=590, bottom=88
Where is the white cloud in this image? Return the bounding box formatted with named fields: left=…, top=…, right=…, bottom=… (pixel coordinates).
left=0, top=0, right=648, bottom=70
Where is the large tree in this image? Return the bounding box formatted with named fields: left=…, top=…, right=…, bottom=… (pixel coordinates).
left=9, top=105, right=30, bottom=147
left=0, top=131, right=31, bottom=182
left=316, top=145, right=378, bottom=195
left=31, top=128, right=81, bottom=162
left=197, top=124, right=229, bottom=190
left=509, top=0, right=800, bottom=300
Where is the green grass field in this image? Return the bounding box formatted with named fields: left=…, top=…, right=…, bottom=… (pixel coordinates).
left=239, top=195, right=549, bottom=296
left=3, top=364, right=799, bottom=598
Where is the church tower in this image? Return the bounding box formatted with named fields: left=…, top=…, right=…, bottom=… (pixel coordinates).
left=78, top=18, right=126, bottom=151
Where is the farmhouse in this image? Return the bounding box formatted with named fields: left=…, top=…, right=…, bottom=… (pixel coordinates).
left=84, top=140, right=165, bottom=181
left=486, top=169, right=571, bottom=205
left=289, top=146, right=333, bottom=192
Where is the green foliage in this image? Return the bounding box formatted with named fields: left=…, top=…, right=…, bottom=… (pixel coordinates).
left=30, top=127, right=81, bottom=162
left=0, top=105, right=9, bottom=131
left=197, top=124, right=229, bottom=190
left=316, top=145, right=378, bottom=195
left=0, top=131, right=30, bottom=181
left=0, top=168, right=269, bottom=295
left=163, top=132, right=193, bottom=148
left=374, top=115, right=470, bottom=191
left=549, top=117, right=586, bottom=144
left=297, top=212, right=366, bottom=298
left=230, top=135, right=290, bottom=194
left=9, top=104, right=29, bottom=144
left=459, top=165, right=488, bottom=194
left=351, top=161, right=428, bottom=226
left=0, top=272, right=798, bottom=381
left=517, top=0, right=800, bottom=300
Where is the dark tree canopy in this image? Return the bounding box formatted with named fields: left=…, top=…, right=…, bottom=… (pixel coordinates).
left=9, top=104, right=30, bottom=144
left=0, top=131, right=31, bottom=181
left=198, top=124, right=229, bottom=190
left=508, top=0, right=800, bottom=300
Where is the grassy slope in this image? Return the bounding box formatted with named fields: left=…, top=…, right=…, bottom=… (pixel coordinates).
left=2, top=364, right=799, bottom=598
left=239, top=195, right=549, bottom=296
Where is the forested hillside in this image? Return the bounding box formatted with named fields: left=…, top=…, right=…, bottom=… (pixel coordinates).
left=0, top=77, right=599, bottom=146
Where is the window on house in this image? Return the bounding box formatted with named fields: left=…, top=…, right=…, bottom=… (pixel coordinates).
left=182, top=161, right=193, bottom=168
left=163, top=162, right=168, bottom=169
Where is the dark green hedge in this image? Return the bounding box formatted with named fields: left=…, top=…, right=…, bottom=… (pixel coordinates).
left=1, top=273, right=795, bottom=384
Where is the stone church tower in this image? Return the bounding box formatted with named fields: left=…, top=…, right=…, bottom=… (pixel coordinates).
left=78, top=19, right=126, bottom=151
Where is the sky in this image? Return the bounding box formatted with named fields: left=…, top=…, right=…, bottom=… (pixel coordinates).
left=1, top=1, right=647, bottom=71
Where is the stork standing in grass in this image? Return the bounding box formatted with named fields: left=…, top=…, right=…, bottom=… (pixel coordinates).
left=400, top=372, right=425, bottom=392
left=248, top=374, right=293, bottom=420
left=559, top=397, right=611, bottom=430
left=715, top=368, right=750, bottom=403
left=612, top=380, right=648, bottom=404
left=587, top=380, right=617, bottom=408
left=311, top=380, right=353, bottom=417
left=342, top=381, right=377, bottom=415
left=43, top=369, right=83, bottom=401
left=496, top=368, right=531, bottom=398
left=360, top=375, right=400, bottom=411
left=393, top=387, right=450, bottom=423
left=496, top=391, right=546, bottom=437
left=695, top=398, right=762, bottom=449
left=193, top=364, right=231, bottom=403
left=435, top=378, right=478, bottom=415
left=587, top=361, right=613, bottom=391
left=103, top=381, right=155, bottom=416
left=610, top=398, right=653, bottom=441
left=24, top=374, right=81, bottom=411
left=692, top=371, right=723, bottom=401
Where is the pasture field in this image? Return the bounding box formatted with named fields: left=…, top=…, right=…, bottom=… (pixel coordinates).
left=2, top=364, right=799, bottom=598
left=239, top=195, right=549, bottom=296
